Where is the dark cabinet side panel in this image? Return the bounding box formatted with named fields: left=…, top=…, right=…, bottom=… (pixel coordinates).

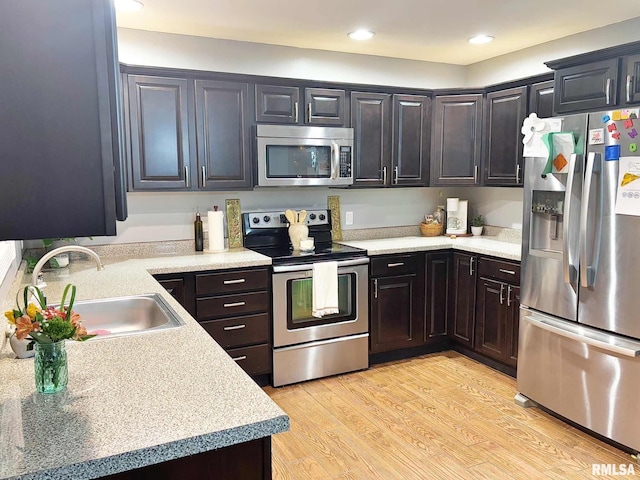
left=127, top=75, right=192, bottom=190
left=392, top=95, right=431, bottom=186
left=195, top=80, right=252, bottom=189
left=528, top=80, right=555, bottom=118
left=351, top=92, right=391, bottom=187
left=483, top=87, right=527, bottom=186
left=554, top=58, right=619, bottom=113
left=506, top=285, right=520, bottom=367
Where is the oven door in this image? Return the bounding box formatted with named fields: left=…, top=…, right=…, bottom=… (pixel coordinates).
left=272, top=258, right=369, bottom=347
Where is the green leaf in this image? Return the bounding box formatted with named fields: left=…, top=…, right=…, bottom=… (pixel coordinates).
left=29, top=331, right=53, bottom=344
left=76, top=334, right=97, bottom=342
left=42, top=238, right=54, bottom=249
left=32, top=286, right=47, bottom=310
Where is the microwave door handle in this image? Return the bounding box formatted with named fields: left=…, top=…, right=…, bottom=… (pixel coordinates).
left=330, top=142, right=339, bottom=179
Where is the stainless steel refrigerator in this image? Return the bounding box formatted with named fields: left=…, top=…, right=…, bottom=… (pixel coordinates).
left=518, top=111, right=640, bottom=453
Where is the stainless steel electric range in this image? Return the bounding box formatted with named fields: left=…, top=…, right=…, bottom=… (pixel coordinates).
left=243, top=209, right=369, bottom=387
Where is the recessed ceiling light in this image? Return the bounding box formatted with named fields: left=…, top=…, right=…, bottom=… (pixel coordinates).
left=114, top=0, right=144, bottom=12
left=469, top=34, right=494, bottom=45
left=348, top=30, right=375, bottom=41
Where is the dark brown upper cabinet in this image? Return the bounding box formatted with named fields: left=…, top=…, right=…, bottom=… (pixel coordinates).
left=528, top=80, right=555, bottom=118
left=483, top=87, right=527, bottom=186
left=351, top=92, right=392, bottom=187
left=195, top=80, right=252, bottom=190
left=392, top=95, right=431, bottom=186
left=127, top=75, right=192, bottom=190
left=430, top=94, right=483, bottom=186
left=255, top=85, right=347, bottom=126
left=553, top=58, right=619, bottom=114
left=0, top=0, right=126, bottom=240
left=623, top=54, right=640, bottom=105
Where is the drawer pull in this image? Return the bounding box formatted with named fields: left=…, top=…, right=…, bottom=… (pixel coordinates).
left=232, top=355, right=247, bottom=362
left=387, top=262, right=405, bottom=268
left=223, top=278, right=246, bottom=285
left=499, top=269, right=516, bottom=275
left=223, top=324, right=246, bottom=331
left=223, top=301, right=246, bottom=308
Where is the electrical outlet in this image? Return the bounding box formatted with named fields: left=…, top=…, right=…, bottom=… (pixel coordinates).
left=345, top=211, right=354, bottom=225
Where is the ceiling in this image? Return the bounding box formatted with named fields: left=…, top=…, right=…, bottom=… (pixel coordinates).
left=115, top=1, right=640, bottom=65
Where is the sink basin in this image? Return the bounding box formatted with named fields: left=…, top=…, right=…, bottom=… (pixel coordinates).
left=70, top=293, right=186, bottom=339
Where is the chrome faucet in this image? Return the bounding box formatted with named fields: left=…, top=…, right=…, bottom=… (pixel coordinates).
left=31, top=246, right=104, bottom=286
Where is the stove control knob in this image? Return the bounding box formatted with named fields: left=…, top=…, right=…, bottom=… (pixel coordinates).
left=263, top=215, right=271, bottom=223
left=319, top=213, right=326, bottom=221
left=280, top=214, right=287, bottom=223
left=252, top=217, right=260, bottom=224
left=309, top=213, right=317, bottom=220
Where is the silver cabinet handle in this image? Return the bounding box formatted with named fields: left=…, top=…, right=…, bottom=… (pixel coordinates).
left=605, top=78, right=612, bottom=105
left=516, top=164, right=521, bottom=184
left=201, top=165, right=206, bottom=188
left=223, top=324, right=246, bottom=331
left=294, top=101, right=299, bottom=123
left=580, top=152, right=603, bottom=288
left=499, top=283, right=505, bottom=305
left=393, top=166, right=398, bottom=185
left=231, top=355, right=247, bottom=362
left=382, top=166, right=387, bottom=185
left=563, top=153, right=578, bottom=288
left=374, top=279, right=378, bottom=299
left=223, top=278, right=246, bottom=285
left=469, top=257, right=475, bottom=277
left=223, top=301, right=246, bottom=308
left=507, top=285, right=512, bottom=307
left=184, top=165, right=190, bottom=188
left=627, top=75, right=633, bottom=103
left=474, top=165, right=479, bottom=183
left=307, top=103, right=312, bottom=123
left=387, top=262, right=404, bottom=268
left=499, top=269, right=516, bottom=275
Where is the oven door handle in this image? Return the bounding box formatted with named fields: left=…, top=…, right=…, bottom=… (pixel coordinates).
left=272, top=257, right=369, bottom=273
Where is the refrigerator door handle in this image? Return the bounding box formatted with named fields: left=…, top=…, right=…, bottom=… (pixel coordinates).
left=580, top=151, right=603, bottom=288
left=524, top=315, right=640, bottom=358
left=562, top=153, right=578, bottom=287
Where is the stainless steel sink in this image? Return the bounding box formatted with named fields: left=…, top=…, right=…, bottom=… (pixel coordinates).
left=70, top=293, right=186, bottom=339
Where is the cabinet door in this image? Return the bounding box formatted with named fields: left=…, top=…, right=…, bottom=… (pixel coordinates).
left=505, top=285, right=520, bottom=368
left=529, top=80, right=555, bottom=118
left=255, top=85, right=299, bottom=123
left=425, top=252, right=450, bottom=341
left=449, top=253, right=477, bottom=347
left=351, top=92, right=392, bottom=187
left=127, top=75, right=192, bottom=190
left=195, top=80, right=252, bottom=190
left=554, top=59, right=619, bottom=113
left=370, top=274, right=423, bottom=353
left=305, top=88, right=347, bottom=126
left=0, top=0, right=124, bottom=240
left=483, top=87, right=527, bottom=186
left=431, top=95, right=483, bottom=185
left=391, top=95, right=431, bottom=186
left=622, top=54, right=640, bottom=105
left=475, top=278, right=508, bottom=362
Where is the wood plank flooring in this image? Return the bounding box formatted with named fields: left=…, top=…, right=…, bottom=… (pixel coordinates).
left=264, top=352, right=638, bottom=479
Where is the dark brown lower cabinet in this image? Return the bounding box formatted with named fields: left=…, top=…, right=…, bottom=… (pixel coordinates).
left=105, top=437, right=271, bottom=480
left=506, top=285, right=520, bottom=367
left=425, top=252, right=450, bottom=341
left=450, top=253, right=478, bottom=347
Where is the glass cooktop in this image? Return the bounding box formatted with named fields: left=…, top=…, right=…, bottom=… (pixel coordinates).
left=248, top=242, right=367, bottom=265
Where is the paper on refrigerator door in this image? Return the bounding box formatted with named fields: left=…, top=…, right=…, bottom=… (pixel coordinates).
left=615, top=156, right=640, bottom=216
left=523, top=116, right=562, bottom=157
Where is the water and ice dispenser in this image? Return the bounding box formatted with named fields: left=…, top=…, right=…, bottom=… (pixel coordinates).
left=529, top=190, right=565, bottom=253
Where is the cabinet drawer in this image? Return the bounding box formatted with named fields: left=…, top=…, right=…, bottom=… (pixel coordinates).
left=371, top=254, right=417, bottom=277
left=227, top=344, right=271, bottom=376
left=199, top=313, right=270, bottom=348
left=195, top=268, right=269, bottom=296
left=197, top=291, right=269, bottom=320
left=478, top=257, right=520, bottom=284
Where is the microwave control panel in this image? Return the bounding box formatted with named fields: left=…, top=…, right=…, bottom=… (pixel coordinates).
left=339, top=147, right=352, bottom=178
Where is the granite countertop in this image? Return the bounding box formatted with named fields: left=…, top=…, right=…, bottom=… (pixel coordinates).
left=0, top=248, right=287, bottom=480
left=340, top=235, right=522, bottom=260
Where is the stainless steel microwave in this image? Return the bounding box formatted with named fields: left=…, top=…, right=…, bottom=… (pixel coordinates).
left=256, top=125, right=354, bottom=187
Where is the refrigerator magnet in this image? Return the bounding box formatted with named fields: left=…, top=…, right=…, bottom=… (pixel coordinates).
left=589, top=128, right=605, bottom=145
left=605, top=145, right=621, bottom=161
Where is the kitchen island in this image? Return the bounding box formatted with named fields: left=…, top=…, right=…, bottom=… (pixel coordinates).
left=0, top=249, right=288, bottom=480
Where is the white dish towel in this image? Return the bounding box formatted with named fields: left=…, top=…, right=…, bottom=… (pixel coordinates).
left=312, top=261, right=339, bottom=318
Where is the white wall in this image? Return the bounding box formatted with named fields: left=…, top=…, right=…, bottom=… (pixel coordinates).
left=0, top=241, right=22, bottom=351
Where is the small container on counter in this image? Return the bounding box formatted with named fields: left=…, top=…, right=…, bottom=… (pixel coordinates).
left=194, top=212, right=204, bottom=251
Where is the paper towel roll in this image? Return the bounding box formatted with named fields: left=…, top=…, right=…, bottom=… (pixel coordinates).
left=446, top=197, right=459, bottom=212
left=208, top=210, right=225, bottom=252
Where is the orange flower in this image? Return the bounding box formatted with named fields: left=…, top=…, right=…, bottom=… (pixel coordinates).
left=70, top=312, right=81, bottom=326
left=15, top=315, right=35, bottom=340
left=73, top=325, right=88, bottom=340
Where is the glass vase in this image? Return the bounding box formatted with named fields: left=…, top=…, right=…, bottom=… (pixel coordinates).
left=34, top=340, right=68, bottom=394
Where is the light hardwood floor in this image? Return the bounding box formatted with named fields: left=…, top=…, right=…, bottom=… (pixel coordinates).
left=264, top=352, right=638, bottom=479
